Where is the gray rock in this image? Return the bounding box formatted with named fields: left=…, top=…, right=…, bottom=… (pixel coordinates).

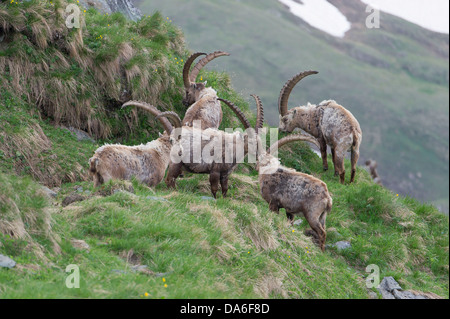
left=78, top=0, right=142, bottom=21
left=328, top=241, right=352, bottom=251
left=378, top=276, right=402, bottom=300
left=0, top=254, right=16, bottom=269
left=393, top=290, right=427, bottom=300
left=146, top=196, right=168, bottom=202
left=201, top=196, right=216, bottom=201
left=293, top=219, right=303, bottom=226
left=378, top=276, right=430, bottom=299
left=41, top=186, right=58, bottom=199
left=62, top=127, right=96, bottom=143
left=367, top=290, right=379, bottom=300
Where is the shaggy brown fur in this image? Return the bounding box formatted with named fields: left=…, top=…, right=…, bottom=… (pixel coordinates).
left=181, top=51, right=230, bottom=129
left=278, top=71, right=362, bottom=184
left=366, top=159, right=382, bottom=186
left=89, top=136, right=172, bottom=187
left=258, top=135, right=333, bottom=251
left=159, top=96, right=260, bottom=198
left=182, top=85, right=223, bottom=130
left=89, top=102, right=173, bottom=187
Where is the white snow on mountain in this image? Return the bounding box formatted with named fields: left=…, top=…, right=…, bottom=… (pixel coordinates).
left=361, top=0, right=449, bottom=34
left=278, top=0, right=449, bottom=36
left=278, top=0, right=352, bottom=38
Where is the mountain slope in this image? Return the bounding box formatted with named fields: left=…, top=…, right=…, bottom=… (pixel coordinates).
left=134, top=0, right=449, bottom=213
left=0, top=0, right=448, bottom=300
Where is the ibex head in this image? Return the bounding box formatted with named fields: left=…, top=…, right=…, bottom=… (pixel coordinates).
left=182, top=51, right=230, bottom=106
left=278, top=71, right=318, bottom=133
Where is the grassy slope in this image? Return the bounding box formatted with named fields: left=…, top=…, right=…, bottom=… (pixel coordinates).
left=0, top=150, right=448, bottom=299
left=0, top=1, right=448, bottom=299
left=135, top=0, right=449, bottom=213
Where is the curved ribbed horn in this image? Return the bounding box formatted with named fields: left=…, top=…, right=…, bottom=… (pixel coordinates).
left=218, top=98, right=251, bottom=130
left=183, top=52, right=206, bottom=89
left=278, top=70, right=318, bottom=117
left=155, top=111, right=182, bottom=129
left=269, top=133, right=320, bottom=155
left=122, top=100, right=173, bottom=134
left=251, top=94, right=264, bottom=133
left=189, top=51, right=230, bottom=83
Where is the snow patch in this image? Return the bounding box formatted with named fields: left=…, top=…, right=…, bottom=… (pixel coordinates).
left=278, top=0, right=352, bottom=38
left=361, top=0, right=449, bottom=34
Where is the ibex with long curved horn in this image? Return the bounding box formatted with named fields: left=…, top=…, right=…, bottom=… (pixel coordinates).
left=278, top=71, right=362, bottom=184
left=181, top=51, right=230, bottom=130
left=89, top=101, right=174, bottom=188
left=159, top=95, right=261, bottom=198
left=257, top=130, right=333, bottom=252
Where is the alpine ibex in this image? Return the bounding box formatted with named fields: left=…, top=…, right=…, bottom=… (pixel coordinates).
left=257, top=133, right=333, bottom=252
left=278, top=71, right=362, bottom=184
left=182, top=51, right=230, bottom=129
left=158, top=96, right=260, bottom=198
left=89, top=101, right=174, bottom=188
left=366, top=159, right=382, bottom=186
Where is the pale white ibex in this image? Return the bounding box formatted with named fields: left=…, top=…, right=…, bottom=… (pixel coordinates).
left=89, top=101, right=174, bottom=188
left=278, top=71, right=362, bottom=184
left=182, top=51, right=230, bottom=129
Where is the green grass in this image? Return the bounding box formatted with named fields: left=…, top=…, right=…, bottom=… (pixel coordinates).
left=0, top=146, right=448, bottom=298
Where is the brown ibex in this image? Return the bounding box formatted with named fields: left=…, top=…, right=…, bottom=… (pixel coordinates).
left=89, top=102, right=174, bottom=188
left=365, top=159, right=382, bottom=186
left=158, top=96, right=260, bottom=198
left=278, top=71, right=362, bottom=184
left=182, top=51, right=230, bottom=129
left=257, top=133, right=333, bottom=252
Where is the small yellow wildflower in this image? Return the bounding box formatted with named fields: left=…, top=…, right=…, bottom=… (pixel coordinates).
left=164, top=284, right=168, bottom=288
left=144, top=292, right=149, bottom=297
left=162, top=278, right=166, bottom=283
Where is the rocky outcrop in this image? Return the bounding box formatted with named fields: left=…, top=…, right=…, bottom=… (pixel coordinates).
left=378, top=277, right=442, bottom=299
left=78, top=0, right=142, bottom=21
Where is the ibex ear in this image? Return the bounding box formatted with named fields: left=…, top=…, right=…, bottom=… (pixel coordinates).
left=293, top=109, right=297, bottom=115
left=193, top=83, right=197, bottom=89
left=203, top=81, right=207, bottom=86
